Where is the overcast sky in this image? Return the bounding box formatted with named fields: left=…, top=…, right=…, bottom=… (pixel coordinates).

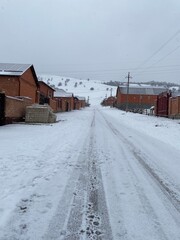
left=0, top=0, right=180, bottom=84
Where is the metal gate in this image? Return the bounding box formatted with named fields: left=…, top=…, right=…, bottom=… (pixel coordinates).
left=0, top=93, right=5, bottom=125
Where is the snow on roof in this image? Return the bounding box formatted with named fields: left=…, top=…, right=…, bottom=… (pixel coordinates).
left=119, top=86, right=167, bottom=95
left=0, top=63, right=32, bottom=76
left=54, top=89, right=73, bottom=97
left=75, top=96, right=86, bottom=101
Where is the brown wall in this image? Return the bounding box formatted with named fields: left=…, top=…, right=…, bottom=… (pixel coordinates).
left=0, top=68, right=38, bottom=103
left=0, top=76, right=19, bottom=96
left=80, top=100, right=86, bottom=108
left=39, top=82, right=54, bottom=98
left=5, top=96, right=32, bottom=122
left=169, top=96, right=180, bottom=118
left=55, top=96, right=74, bottom=112
left=74, top=100, right=81, bottom=110
left=49, top=98, right=57, bottom=112
left=116, top=91, right=157, bottom=110
left=20, top=68, right=38, bottom=103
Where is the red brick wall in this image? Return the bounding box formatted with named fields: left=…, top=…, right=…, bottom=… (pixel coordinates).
left=169, top=96, right=180, bottom=118
left=5, top=96, right=32, bottom=121
left=39, top=82, right=54, bottom=98
left=54, top=97, right=74, bottom=112
left=20, top=68, right=38, bottom=103
left=0, top=68, right=38, bottom=103
left=116, top=90, right=157, bottom=110
left=0, top=76, right=19, bottom=96
left=74, top=100, right=81, bottom=110
left=49, top=98, right=57, bottom=112
left=117, top=93, right=157, bottom=105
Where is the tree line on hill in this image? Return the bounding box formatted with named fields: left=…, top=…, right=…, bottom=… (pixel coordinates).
left=103, top=80, right=180, bottom=88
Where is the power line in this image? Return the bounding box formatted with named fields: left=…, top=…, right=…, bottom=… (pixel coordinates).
left=133, top=29, right=180, bottom=72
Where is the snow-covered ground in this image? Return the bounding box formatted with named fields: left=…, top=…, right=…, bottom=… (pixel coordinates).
left=0, top=103, right=180, bottom=239
left=38, top=75, right=117, bottom=106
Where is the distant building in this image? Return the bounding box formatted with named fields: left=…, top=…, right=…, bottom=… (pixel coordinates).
left=54, top=89, right=74, bottom=112
left=101, top=96, right=116, bottom=107
left=116, top=86, right=167, bottom=112
left=74, top=96, right=86, bottom=109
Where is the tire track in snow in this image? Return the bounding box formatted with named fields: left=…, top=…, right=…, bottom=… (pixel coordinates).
left=44, top=110, right=113, bottom=240
left=99, top=110, right=180, bottom=214
left=97, top=109, right=180, bottom=239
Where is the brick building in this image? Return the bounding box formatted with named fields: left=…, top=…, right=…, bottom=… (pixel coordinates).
left=116, top=86, right=166, bottom=112
left=38, top=81, right=57, bottom=112
left=101, top=96, right=116, bottom=107
left=54, top=89, right=74, bottom=112
left=0, top=63, right=39, bottom=103
left=74, top=96, right=86, bottom=109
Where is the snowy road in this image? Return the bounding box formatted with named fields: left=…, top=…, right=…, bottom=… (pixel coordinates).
left=0, top=107, right=180, bottom=239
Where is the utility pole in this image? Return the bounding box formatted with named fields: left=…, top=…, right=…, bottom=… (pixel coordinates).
left=125, top=72, right=132, bottom=112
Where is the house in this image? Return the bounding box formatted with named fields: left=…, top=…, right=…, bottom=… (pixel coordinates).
left=116, top=86, right=166, bottom=112
left=101, top=96, right=116, bottom=107
left=0, top=63, right=39, bottom=103
left=168, top=91, right=180, bottom=119
left=38, top=81, right=57, bottom=112
left=54, top=89, right=74, bottom=112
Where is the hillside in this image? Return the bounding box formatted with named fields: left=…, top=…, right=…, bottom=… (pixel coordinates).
left=38, top=75, right=117, bottom=106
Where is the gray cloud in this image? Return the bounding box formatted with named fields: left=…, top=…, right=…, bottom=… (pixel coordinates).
left=0, top=0, right=180, bottom=83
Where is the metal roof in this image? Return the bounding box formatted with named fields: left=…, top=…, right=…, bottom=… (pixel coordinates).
left=0, top=63, right=32, bottom=76
left=75, top=96, right=86, bottom=101
left=54, top=89, right=73, bottom=97
left=119, top=86, right=167, bottom=95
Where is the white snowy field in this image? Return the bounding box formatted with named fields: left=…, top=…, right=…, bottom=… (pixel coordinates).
left=0, top=105, right=180, bottom=239
left=38, top=74, right=117, bottom=106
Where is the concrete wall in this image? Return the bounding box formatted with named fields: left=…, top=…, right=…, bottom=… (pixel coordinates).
left=25, top=104, right=56, bottom=123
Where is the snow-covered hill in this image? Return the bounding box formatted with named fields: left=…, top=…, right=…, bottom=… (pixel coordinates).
left=38, top=75, right=117, bottom=106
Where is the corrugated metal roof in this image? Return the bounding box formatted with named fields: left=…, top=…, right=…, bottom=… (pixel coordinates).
left=119, top=86, right=167, bottom=95
left=0, top=63, right=32, bottom=76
